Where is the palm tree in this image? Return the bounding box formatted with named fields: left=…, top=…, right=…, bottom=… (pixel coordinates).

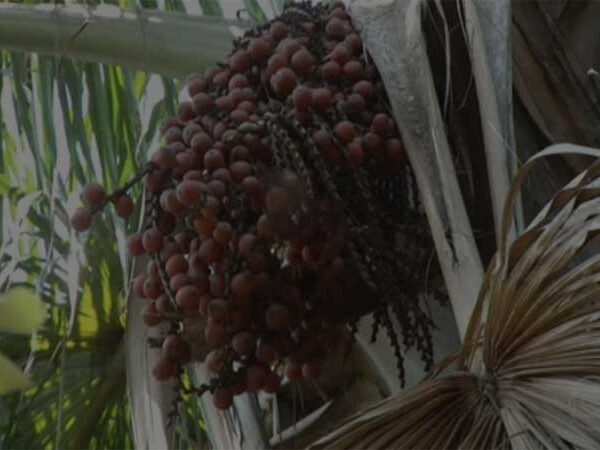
left=2, top=0, right=600, bottom=449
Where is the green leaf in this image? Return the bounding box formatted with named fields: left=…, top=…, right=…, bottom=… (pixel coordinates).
left=0, top=287, right=46, bottom=334
left=0, top=351, right=31, bottom=395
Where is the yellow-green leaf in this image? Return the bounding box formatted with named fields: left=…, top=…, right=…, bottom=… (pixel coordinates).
left=0, top=287, right=46, bottom=334
left=0, top=351, right=31, bottom=395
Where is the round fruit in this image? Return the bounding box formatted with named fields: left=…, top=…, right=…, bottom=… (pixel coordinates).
left=249, top=37, right=272, bottom=61
left=334, top=121, right=357, bottom=144
left=114, top=195, right=134, bottom=218
left=232, top=331, right=256, bottom=356
left=82, top=183, right=106, bottom=208
left=292, top=85, right=312, bottom=112
left=246, top=365, right=267, bottom=393
left=213, top=387, right=233, bottom=410
left=265, top=304, right=290, bottom=332
left=269, top=21, right=289, bottom=41
left=271, top=68, right=297, bottom=97
left=143, top=303, right=162, bottom=327
left=265, top=187, right=289, bottom=214
left=153, top=355, right=177, bottom=381
left=142, top=229, right=164, bottom=253
left=311, top=88, right=333, bottom=111
left=71, top=207, right=93, bottom=232
left=176, top=285, right=200, bottom=312
left=127, top=233, right=145, bottom=256
left=162, top=334, right=190, bottom=361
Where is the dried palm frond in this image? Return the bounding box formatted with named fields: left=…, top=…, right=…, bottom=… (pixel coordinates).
left=308, top=144, right=600, bottom=450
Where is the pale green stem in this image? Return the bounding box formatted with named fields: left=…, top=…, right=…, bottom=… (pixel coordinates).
left=0, top=3, right=247, bottom=78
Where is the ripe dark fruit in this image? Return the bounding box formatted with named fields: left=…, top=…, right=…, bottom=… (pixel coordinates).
left=326, top=17, right=347, bottom=39
left=311, top=88, right=333, bottom=111
left=205, top=321, right=226, bottom=348
left=162, top=334, right=189, bottom=361
left=127, top=233, right=145, bottom=256
left=290, top=48, right=315, bottom=75
left=345, top=33, right=362, bottom=52
left=143, top=278, right=162, bottom=299
left=232, top=331, right=256, bottom=356
left=133, top=275, right=146, bottom=298
left=372, top=113, right=391, bottom=136
left=363, top=132, right=383, bottom=157
left=269, top=21, right=289, bottom=41
left=191, top=132, right=213, bottom=153
left=192, top=93, right=214, bottom=115
left=229, top=74, right=249, bottom=90
left=321, top=61, right=342, bottom=81
left=71, top=207, right=93, bottom=232
left=334, top=121, right=357, bottom=144
left=230, top=109, right=249, bottom=124
left=142, top=229, right=164, bottom=254
left=73, top=1, right=427, bottom=399
left=176, top=285, right=200, bottom=312
left=246, top=365, right=267, bottom=393
left=313, top=129, right=332, bottom=151
left=265, top=304, right=290, bottom=331
left=215, top=96, right=234, bottom=112
left=231, top=272, right=254, bottom=298
left=178, top=101, right=195, bottom=122
left=177, top=180, right=205, bottom=206
left=199, top=239, right=222, bottom=264
left=343, top=60, right=365, bottom=81
left=257, top=215, right=273, bottom=240
left=206, top=349, right=225, bottom=372
left=82, top=183, right=106, bottom=208
left=292, top=85, right=313, bottom=112
left=152, top=147, right=177, bottom=170
left=265, top=187, right=289, bottom=214
left=249, top=37, right=272, bottom=61
left=330, top=43, right=351, bottom=65
left=153, top=355, right=176, bottom=382
left=284, top=361, right=303, bottom=381
left=170, top=273, right=191, bottom=293
left=353, top=80, right=374, bottom=99
left=207, top=298, right=228, bottom=322
left=143, top=303, right=161, bottom=327
left=302, top=360, right=322, bottom=379
left=213, top=222, right=233, bottom=245
left=271, top=68, right=297, bottom=97
left=267, top=53, right=287, bottom=73
left=164, top=126, right=183, bottom=143
left=329, top=6, right=348, bottom=19
left=345, top=94, right=366, bottom=115
left=213, top=387, right=233, bottom=410
left=238, top=234, right=257, bottom=256
left=263, top=372, right=280, bottom=393
left=156, top=295, right=173, bottom=314
left=187, top=76, right=207, bottom=97
left=256, top=341, right=277, bottom=365
left=114, top=195, right=134, bottom=218
left=386, top=138, right=405, bottom=163
left=145, top=171, right=166, bottom=193
left=166, top=254, right=188, bottom=277
left=348, top=138, right=365, bottom=165
left=204, top=149, right=226, bottom=171
left=212, top=70, right=230, bottom=88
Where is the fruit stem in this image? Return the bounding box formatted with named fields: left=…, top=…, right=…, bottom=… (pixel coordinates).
left=91, top=164, right=155, bottom=214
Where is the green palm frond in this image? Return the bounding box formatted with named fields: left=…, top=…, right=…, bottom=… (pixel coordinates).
left=0, top=31, right=192, bottom=448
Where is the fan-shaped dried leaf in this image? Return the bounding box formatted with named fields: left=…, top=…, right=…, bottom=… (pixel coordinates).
left=308, top=144, right=600, bottom=449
